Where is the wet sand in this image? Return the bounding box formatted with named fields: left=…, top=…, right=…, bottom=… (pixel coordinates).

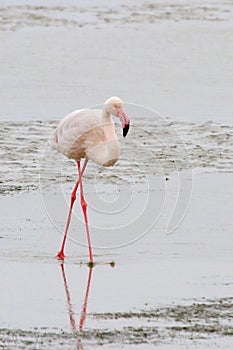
left=0, top=118, right=232, bottom=195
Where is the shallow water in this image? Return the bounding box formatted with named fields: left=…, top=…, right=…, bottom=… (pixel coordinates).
left=1, top=173, right=233, bottom=349
left=0, top=1, right=232, bottom=123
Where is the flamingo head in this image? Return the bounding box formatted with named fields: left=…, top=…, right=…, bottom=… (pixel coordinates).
left=104, top=97, right=130, bottom=137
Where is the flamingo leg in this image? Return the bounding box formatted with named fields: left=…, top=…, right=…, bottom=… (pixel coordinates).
left=56, top=159, right=88, bottom=260
left=77, top=161, right=93, bottom=263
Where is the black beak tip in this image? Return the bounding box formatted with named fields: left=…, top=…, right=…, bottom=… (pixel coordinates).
left=123, top=123, right=130, bottom=137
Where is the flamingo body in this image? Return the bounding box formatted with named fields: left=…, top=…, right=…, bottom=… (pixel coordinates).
left=54, top=97, right=130, bottom=262
left=54, top=109, right=120, bottom=166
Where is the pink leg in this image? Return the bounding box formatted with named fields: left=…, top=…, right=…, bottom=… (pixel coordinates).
left=77, top=161, right=93, bottom=263
left=56, top=159, right=88, bottom=260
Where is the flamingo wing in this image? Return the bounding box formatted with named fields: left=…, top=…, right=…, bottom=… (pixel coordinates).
left=53, top=109, right=105, bottom=160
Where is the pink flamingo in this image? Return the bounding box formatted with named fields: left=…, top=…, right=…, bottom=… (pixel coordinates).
left=53, top=97, right=130, bottom=262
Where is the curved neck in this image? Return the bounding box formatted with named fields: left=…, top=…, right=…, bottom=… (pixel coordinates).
left=86, top=107, right=120, bottom=166
left=102, top=108, right=116, bottom=140
left=102, top=107, right=111, bottom=123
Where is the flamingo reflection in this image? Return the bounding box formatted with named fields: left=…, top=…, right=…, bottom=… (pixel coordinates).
left=79, top=266, right=93, bottom=331
left=60, top=264, right=93, bottom=349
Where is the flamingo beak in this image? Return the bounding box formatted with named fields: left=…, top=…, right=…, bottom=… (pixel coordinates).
left=123, top=124, right=130, bottom=137
left=118, top=109, right=130, bottom=137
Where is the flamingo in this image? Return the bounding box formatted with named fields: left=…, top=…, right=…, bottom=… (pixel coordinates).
left=53, top=97, right=130, bottom=263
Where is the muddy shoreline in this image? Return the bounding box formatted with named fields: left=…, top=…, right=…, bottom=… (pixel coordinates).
left=1, top=297, right=233, bottom=349
left=0, top=119, right=232, bottom=196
